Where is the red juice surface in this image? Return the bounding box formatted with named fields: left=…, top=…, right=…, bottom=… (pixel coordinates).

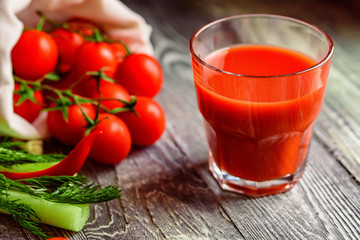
left=193, top=45, right=327, bottom=181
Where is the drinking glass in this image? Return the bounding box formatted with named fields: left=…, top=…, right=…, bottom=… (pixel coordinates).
left=189, top=14, right=334, bottom=197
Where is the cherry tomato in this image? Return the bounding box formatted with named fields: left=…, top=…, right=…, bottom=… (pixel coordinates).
left=117, top=96, right=165, bottom=146
left=66, top=17, right=99, bottom=36
left=73, top=42, right=118, bottom=79
left=13, top=83, right=44, bottom=123
left=114, top=53, right=163, bottom=98
left=97, top=81, right=130, bottom=111
left=110, top=42, right=127, bottom=65
left=73, top=79, right=130, bottom=111
left=44, top=70, right=77, bottom=91
left=51, top=42, right=117, bottom=90
left=11, top=30, right=58, bottom=81
left=89, top=113, right=131, bottom=164
left=47, top=103, right=95, bottom=146
left=50, top=28, right=85, bottom=73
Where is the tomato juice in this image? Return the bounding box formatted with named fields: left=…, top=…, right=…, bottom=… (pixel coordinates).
left=193, top=45, right=329, bottom=182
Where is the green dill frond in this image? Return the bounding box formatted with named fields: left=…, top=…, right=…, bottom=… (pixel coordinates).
left=0, top=139, right=64, bottom=168
left=1, top=174, right=122, bottom=204
left=0, top=195, right=49, bottom=238
left=0, top=174, right=121, bottom=238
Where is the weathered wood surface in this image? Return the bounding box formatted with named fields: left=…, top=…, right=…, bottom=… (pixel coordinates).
left=1, top=0, right=360, bottom=239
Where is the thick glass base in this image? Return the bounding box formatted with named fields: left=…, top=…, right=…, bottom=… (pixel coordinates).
left=209, top=152, right=306, bottom=197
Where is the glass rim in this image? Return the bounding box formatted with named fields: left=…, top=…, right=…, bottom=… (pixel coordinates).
left=189, top=14, right=334, bottom=78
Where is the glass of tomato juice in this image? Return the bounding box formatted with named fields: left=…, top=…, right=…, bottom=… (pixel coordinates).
left=189, top=14, right=334, bottom=197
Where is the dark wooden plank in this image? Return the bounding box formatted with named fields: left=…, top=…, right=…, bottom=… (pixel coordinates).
left=198, top=139, right=360, bottom=240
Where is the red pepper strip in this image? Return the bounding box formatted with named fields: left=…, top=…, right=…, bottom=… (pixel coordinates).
left=1, top=131, right=102, bottom=180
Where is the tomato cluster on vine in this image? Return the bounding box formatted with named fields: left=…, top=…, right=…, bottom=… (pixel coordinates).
left=11, top=14, right=165, bottom=165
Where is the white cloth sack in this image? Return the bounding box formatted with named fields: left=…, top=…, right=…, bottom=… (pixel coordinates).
left=0, top=0, right=153, bottom=139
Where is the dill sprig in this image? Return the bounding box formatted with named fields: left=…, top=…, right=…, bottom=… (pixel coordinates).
left=0, top=192, right=50, bottom=238
left=0, top=139, right=64, bottom=168
left=0, top=174, right=122, bottom=204
left=0, top=174, right=122, bottom=238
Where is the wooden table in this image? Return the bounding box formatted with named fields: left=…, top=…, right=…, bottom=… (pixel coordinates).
left=1, top=0, right=360, bottom=239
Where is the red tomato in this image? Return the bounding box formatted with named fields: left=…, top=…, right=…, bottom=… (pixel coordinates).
left=13, top=83, right=44, bottom=123
left=47, top=103, right=95, bottom=146
left=11, top=30, right=58, bottom=80
left=110, top=42, right=127, bottom=65
left=73, top=79, right=130, bottom=111
left=66, top=17, right=99, bottom=36
left=117, top=96, right=165, bottom=146
left=45, top=70, right=77, bottom=91
left=114, top=53, right=163, bottom=98
left=89, top=113, right=131, bottom=164
left=73, top=42, right=118, bottom=79
left=97, top=81, right=130, bottom=111
left=50, top=42, right=117, bottom=90
left=50, top=28, right=85, bottom=73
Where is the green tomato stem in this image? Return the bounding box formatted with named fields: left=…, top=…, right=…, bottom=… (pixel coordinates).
left=36, top=16, right=46, bottom=31
left=93, top=29, right=104, bottom=42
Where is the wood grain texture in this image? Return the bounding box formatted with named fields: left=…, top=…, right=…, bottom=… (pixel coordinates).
left=1, top=0, right=360, bottom=239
